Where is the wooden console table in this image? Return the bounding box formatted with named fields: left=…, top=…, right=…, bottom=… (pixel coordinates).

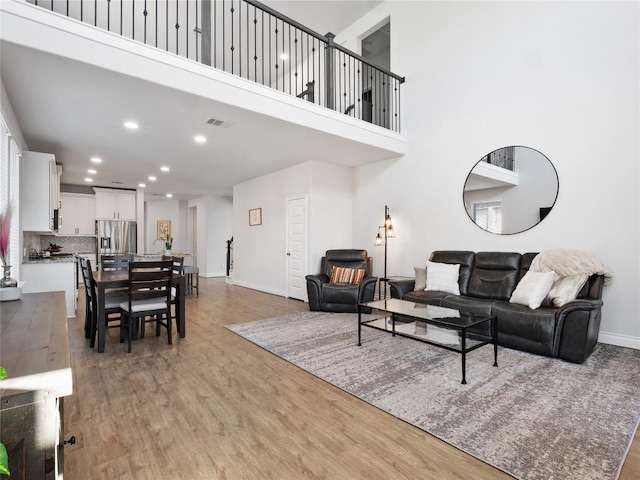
left=0, top=292, right=73, bottom=479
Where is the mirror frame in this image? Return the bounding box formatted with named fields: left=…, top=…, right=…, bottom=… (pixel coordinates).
left=463, top=146, right=559, bottom=235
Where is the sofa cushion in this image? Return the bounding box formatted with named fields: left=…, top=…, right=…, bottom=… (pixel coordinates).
left=403, top=290, right=447, bottom=305
left=467, top=252, right=521, bottom=300
left=440, top=295, right=500, bottom=315
left=510, top=270, right=558, bottom=309
left=322, top=283, right=359, bottom=304
left=429, top=251, right=475, bottom=295
left=425, top=261, right=460, bottom=295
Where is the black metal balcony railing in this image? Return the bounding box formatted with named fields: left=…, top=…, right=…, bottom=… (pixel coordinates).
left=482, top=146, right=515, bottom=171
left=30, top=0, right=405, bottom=133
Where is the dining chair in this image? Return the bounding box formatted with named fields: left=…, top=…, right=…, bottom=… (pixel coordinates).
left=162, top=255, right=184, bottom=319
left=79, top=257, right=127, bottom=349
left=183, top=265, right=199, bottom=296
left=119, top=260, right=173, bottom=353
left=78, top=256, right=93, bottom=339
left=101, top=253, right=133, bottom=271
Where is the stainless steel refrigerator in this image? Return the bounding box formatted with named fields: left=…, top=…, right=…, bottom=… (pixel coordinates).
left=96, top=220, right=137, bottom=269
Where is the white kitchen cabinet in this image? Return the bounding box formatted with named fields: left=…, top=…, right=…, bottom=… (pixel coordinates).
left=94, top=188, right=136, bottom=220
left=21, top=152, right=61, bottom=232
left=59, top=193, right=95, bottom=235
left=22, top=261, right=76, bottom=318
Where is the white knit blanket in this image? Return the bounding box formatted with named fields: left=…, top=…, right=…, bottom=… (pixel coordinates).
left=531, top=249, right=613, bottom=285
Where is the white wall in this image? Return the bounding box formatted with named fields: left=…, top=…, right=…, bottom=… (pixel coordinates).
left=340, top=1, right=639, bottom=347
left=187, top=194, right=233, bottom=277
left=1, top=80, right=27, bottom=153
left=233, top=160, right=357, bottom=296
left=233, top=162, right=311, bottom=295
left=308, top=161, right=355, bottom=273
left=144, top=199, right=184, bottom=253
left=204, top=195, right=233, bottom=276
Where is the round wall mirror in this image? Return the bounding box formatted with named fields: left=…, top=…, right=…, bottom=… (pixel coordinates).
left=463, top=146, right=558, bottom=235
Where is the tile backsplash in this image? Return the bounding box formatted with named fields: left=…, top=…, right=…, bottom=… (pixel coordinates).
left=24, top=233, right=97, bottom=256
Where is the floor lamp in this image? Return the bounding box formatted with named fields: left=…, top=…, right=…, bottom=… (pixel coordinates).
left=374, top=205, right=395, bottom=299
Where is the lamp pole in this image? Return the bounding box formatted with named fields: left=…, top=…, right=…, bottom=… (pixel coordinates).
left=383, top=205, right=389, bottom=282
left=375, top=205, right=394, bottom=299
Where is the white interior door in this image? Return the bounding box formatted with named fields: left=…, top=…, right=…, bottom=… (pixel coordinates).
left=286, top=197, right=307, bottom=301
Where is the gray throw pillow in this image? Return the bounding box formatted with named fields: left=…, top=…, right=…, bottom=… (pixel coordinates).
left=414, top=266, right=427, bottom=291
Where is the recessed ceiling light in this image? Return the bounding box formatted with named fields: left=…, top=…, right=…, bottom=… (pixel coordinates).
left=194, top=135, right=206, bottom=143
left=280, top=53, right=288, bottom=60
left=91, top=157, right=102, bottom=163
left=148, top=176, right=157, bottom=181
left=160, top=166, right=170, bottom=172
left=166, top=193, right=173, bottom=198
left=138, top=183, right=146, bottom=188
left=84, top=177, right=93, bottom=183
left=87, top=169, right=97, bottom=174
left=124, top=121, right=139, bottom=130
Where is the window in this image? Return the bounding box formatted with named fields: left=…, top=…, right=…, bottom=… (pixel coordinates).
left=473, top=201, right=501, bottom=234
left=1, top=116, right=21, bottom=278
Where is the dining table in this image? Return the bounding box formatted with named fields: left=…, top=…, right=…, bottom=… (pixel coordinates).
left=92, top=270, right=187, bottom=353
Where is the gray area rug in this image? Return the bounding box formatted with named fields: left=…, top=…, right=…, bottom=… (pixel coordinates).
left=226, top=311, right=640, bottom=480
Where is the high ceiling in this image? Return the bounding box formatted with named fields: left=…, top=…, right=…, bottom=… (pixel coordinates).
left=1, top=0, right=388, bottom=200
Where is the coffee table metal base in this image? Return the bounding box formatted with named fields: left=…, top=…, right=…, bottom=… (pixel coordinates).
left=358, top=299, right=498, bottom=384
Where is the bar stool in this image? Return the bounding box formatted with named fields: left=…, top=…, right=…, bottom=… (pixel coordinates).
left=183, top=265, right=199, bottom=296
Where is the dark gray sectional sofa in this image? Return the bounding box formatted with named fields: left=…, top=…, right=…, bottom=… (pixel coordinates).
left=389, top=251, right=605, bottom=363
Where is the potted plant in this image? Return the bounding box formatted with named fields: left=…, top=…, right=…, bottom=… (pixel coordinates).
left=163, top=233, right=173, bottom=255
left=0, top=366, right=9, bottom=476
left=154, top=233, right=173, bottom=255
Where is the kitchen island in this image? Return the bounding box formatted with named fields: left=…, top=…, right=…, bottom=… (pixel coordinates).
left=22, top=255, right=76, bottom=317
left=0, top=291, right=73, bottom=479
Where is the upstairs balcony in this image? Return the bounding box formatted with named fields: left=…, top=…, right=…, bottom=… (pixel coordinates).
left=26, top=0, right=405, bottom=133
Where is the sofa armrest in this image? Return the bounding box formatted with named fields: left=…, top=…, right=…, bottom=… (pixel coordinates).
left=555, top=299, right=604, bottom=363
left=305, top=274, right=330, bottom=311
left=359, top=275, right=378, bottom=302
left=388, top=279, right=415, bottom=299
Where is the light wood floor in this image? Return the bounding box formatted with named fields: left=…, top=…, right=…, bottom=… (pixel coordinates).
left=65, top=277, right=640, bottom=479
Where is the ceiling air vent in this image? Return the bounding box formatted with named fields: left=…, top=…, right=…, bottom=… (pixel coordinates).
left=205, top=117, right=233, bottom=128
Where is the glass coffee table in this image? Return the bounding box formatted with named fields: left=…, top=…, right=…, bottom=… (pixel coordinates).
left=358, top=298, right=498, bottom=384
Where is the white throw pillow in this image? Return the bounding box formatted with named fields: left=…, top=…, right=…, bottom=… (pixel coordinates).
left=414, top=266, right=427, bottom=291
left=546, top=274, right=589, bottom=307
left=425, top=261, right=460, bottom=295
left=510, top=270, right=559, bottom=309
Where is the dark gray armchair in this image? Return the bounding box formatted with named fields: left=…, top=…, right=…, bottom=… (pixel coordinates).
left=306, top=249, right=377, bottom=313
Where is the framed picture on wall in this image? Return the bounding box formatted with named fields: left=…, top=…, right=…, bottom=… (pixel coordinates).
left=249, top=208, right=262, bottom=226
left=157, top=220, right=171, bottom=238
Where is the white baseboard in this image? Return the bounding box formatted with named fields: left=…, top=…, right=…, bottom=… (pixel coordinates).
left=232, top=279, right=286, bottom=297
left=200, top=271, right=226, bottom=278
left=598, top=331, right=640, bottom=349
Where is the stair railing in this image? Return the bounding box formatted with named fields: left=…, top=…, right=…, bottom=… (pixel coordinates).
left=29, top=0, right=405, bottom=132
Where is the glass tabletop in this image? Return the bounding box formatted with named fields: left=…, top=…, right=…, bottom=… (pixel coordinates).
left=361, top=298, right=494, bottom=328
left=360, top=299, right=495, bottom=350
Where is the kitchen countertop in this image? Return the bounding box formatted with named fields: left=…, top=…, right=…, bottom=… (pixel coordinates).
left=23, top=255, right=77, bottom=264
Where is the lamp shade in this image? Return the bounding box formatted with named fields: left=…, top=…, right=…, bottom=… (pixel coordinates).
left=374, top=231, right=384, bottom=246
left=386, top=224, right=396, bottom=238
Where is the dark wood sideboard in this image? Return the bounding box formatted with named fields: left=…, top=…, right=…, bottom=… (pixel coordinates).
left=1, top=292, right=73, bottom=479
